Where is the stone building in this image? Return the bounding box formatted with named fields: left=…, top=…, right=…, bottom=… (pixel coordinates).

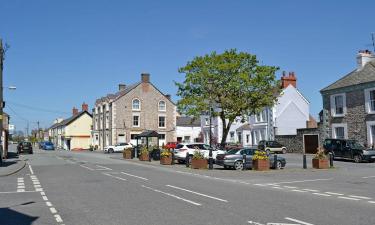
left=320, top=50, right=375, bottom=146
left=92, top=73, right=177, bottom=150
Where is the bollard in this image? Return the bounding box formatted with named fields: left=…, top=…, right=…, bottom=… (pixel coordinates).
left=242, top=154, right=246, bottom=171
left=303, top=154, right=307, bottom=169
left=171, top=151, right=175, bottom=165
left=149, top=151, right=151, bottom=162
left=329, top=153, right=334, bottom=168
left=273, top=154, right=277, bottom=169
left=186, top=152, right=190, bottom=167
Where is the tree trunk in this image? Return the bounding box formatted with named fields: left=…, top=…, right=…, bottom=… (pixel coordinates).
left=219, top=112, right=232, bottom=147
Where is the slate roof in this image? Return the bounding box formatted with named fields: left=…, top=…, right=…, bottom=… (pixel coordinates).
left=95, top=83, right=140, bottom=104
left=321, top=61, right=375, bottom=92
left=49, top=111, right=92, bottom=130
left=176, top=116, right=201, bottom=127
left=136, top=130, right=159, bottom=138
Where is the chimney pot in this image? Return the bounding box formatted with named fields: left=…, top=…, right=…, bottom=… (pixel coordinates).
left=82, top=102, right=88, bottom=112
left=72, top=107, right=79, bottom=116
left=118, top=84, right=126, bottom=91
left=141, top=73, right=150, bottom=83
left=281, top=71, right=297, bottom=89
left=357, top=50, right=375, bottom=69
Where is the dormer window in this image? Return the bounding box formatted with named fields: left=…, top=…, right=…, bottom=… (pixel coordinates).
left=132, top=99, right=141, bottom=111
left=158, top=101, right=166, bottom=111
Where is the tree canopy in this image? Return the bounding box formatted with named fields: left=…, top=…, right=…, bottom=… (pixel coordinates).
left=176, top=49, right=281, bottom=146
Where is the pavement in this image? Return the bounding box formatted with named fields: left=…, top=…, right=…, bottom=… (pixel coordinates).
left=0, top=151, right=26, bottom=177
left=0, top=145, right=374, bottom=225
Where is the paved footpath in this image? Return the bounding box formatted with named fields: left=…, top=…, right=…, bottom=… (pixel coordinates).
left=1, top=145, right=374, bottom=225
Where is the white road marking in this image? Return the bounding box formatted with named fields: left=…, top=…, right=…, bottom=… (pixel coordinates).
left=28, top=164, right=34, bottom=174
left=254, top=184, right=268, bottom=187
left=166, top=185, right=228, bottom=202
left=283, top=186, right=297, bottom=189
left=313, top=193, right=331, bottom=197
left=33, top=181, right=40, bottom=185
left=142, top=185, right=201, bottom=206
left=17, top=189, right=25, bottom=192
left=267, top=223, right=300, bottom=225
left=35, top=188, right=44, bottom=192
left=34, top=185, right=42, bottom=188
left=338, top=196, right=361, bottom=201
left=247, top=221, right=264, bottom=225
left=49, top=207, right=57, bottom=214
left=302, top=189, right=319, bottom=192
left=102, top=173, right=127, bottom=181
left=46, top=202, right=52, bottom=207
left=55, top=214, right=63, bottom=223
left=79, top=165, right=95, bottom=171
left=272, top=187, right=283, bottom=189
left=40, top=192, right=46, bottom=196
left=325, top=192, right=344, bottom=196
left=348, top=195, right=372, bottom=200
left=362, top=175, right=375, bottom=179
left=270, top=178, right=333, bottom=185
left=0, top=191, right=37, bottom=194
left=42, top=196, right=49, bottom=201
left=95, top=165, right=112, bottom=170
left=17, top=185, right=25, bottom=189
left=121, top=172, right=148, bottom=180
left=368, top=201, right=375, bottom=204
left=285, top=217, right=314, bottom=225
left=291, top=190, right=308, bottom=193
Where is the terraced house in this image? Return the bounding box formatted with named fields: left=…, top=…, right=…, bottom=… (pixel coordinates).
left=92, top=73, right=177, bottom=150
left=320, top=50, right=375, bottom=146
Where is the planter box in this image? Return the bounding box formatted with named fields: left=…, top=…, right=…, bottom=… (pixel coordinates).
left=191, top=159, right=207, bottom=169
left=139, top=153, right=150, bottom=161
left=123, top=150, right=132, bottom=159
left=253, top=159, right=270, bottom=171
left=160, top=156, right=172, bottom=165
left=312, top=158, right=329, bottom=169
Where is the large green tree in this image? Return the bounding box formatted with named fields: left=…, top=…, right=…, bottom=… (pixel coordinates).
left=176, top=49, right=281, bottom=146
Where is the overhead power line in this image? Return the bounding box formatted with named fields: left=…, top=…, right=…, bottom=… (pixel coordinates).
left=7, top=101, right=70, bottom=115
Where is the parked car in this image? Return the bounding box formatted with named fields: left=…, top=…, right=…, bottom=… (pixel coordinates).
left=258, top=140, right=287, bottom=154
left=43, top=141, right=55, bottom=150
left=39, top=141, right=46, bottom=149
left=173, top=143, right=225, bottom=163
left=216, top=148, right=286, bottom=170
left=17, top=141, right=33, bottom=154
left=323, top=139, right=375, bottom=163
left=165, top=142, right=178, bottom=150
left=221, top=142, right=243, bottom=151
left=104, top=143, right=133, bottom=153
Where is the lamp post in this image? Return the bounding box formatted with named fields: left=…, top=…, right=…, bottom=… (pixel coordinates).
left=207, top=78, right=214, bottom=170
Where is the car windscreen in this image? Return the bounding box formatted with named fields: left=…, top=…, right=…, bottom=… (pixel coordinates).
left=175, top=144, right=184, bottom=149
left=23, top=142, right=32, bottom=146
left=45, top=142, right=53, bottom=145
left=227, top=149, right=240, bottom=154
left=347, top=141, right=365, bottom=150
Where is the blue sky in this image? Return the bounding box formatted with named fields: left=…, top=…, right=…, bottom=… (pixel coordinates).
left=1, top=0, right=374, bottom=132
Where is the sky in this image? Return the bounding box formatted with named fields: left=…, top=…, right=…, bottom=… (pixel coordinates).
left=1, top=0, right=374, bottom=133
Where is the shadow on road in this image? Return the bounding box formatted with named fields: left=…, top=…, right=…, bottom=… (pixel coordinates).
left=0, top=208, right=38, bottom=225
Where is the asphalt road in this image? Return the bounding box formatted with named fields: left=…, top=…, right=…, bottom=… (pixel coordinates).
left=1, top=145, right=374, bottom=225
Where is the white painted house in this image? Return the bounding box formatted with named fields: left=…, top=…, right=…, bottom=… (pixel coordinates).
left=176, top=116, right=201, bottom=143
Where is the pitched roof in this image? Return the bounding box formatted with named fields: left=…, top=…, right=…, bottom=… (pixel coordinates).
left=49, top=111, right=92, bottom=129
left=176, top=116, right=201, bottom=127
left=321, top=61, right=375, bottom=92
left=236, top=123, right=251, bottom=131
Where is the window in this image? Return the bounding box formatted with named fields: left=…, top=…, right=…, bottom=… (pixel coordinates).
left=205, top=118, right=209, bottom=126
left=158, top=101, right=166, bottom=111
left=330, top=94, right=346, bottom=117
left=158, top=134, right=165, bottom=140
left=130, top=134, right=138, bottom=140
left=133, top=115, right=139, bottom=127
left=230, top=132, right=235, bottom=140
left=132, top=99, right=140, bottom=110
left=366, top=121, right=375, bottom=147
left=246, top=134, right=250, bottom=143
left=332, top=123, right=347, bottom=139
left=159, top=116, right=166, bottom=128
left=365, top=88, right=375, bottom=114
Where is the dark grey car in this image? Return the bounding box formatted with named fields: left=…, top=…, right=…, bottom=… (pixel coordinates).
left=215, top=148, right=286, bottom=170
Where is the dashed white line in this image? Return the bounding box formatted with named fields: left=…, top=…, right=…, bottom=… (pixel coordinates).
left=362, top=175, right=375, bottom=179
left=102, top=173, right=127, bottom=181
left=79, top=165, right=95, bottom=171
left=368, top=201, right=375, bottom=204
left=302, top=189, right=319, bottom=192
left=338, top=196, right=361, bottom=201
left=55, top=214, right=63, bottom=223
left=34, top=185, right=42, bottom=188
left=291, top=190, right=308, bottom=193
left=42, top=196, right=49, bottom=201
left=28, top=164, right=34, bottom=174
left=96, top=165, right=112, bottom=170
left=283, top=186, right=297, bottom=189
left=40, top=192, right=46, bottom=196
left=120, top=172, right=148, bottom=181
left=285, top=217, right=314, bottom=225
left=313, top=193, right=331, bottom=197
left=17, top=189, right=25, bottom=192
left=325, top=192, right=344, bottom=196
left=166, top=185, right=228, bottom=202
left=270, top=178, right=333, bottom=185
left=272, top=186, right=283, bottom=189
left=348, top=195, right=372, bottom=200
left=46, top=202, right=52, bottom=207
left=49, top=207, right=57, bottom=214
left=142, top=185, right=201, bottom=206
left=0, top=191, right=37, bottom=194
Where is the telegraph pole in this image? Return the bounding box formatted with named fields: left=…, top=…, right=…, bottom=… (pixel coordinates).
left=0, top=39, right=4, bottom=159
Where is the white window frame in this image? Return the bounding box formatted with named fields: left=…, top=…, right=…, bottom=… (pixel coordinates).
left=158, top=100, right=166, bottom=112
left=330, top=93, right=346, bottom=117
left=132, top=114, right=140, bottom=127
left=132, top=99, right=141, bottom=111
left=364, top=87, right=375, bottom=114
left=366, top=121, right=375, bottom=147
left=158, top=116, right=166, bottom=128
left=331, top=123, right=348, bottom=139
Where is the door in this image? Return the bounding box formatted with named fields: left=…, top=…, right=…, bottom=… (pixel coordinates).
left=341, top=140, right=352, bottom=159
left=332, top=140, right=343, bottom=157
left=304, top=135, right=319, bottom=154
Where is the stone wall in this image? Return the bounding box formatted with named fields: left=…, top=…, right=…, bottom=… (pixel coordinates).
left=276, top=127, right=322, bottom=153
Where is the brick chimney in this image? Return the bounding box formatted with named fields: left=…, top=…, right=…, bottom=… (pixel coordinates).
left=357, top=50, right=375, bottom=69
left=82, top=102, right=88, bottom=112
left=118, top=84, right=126, bottom=91
left=281, top=71, right=297, bottom=88
left=141, top=73, right=150, bottom=83
left=72, top=107, right=79, bottom=116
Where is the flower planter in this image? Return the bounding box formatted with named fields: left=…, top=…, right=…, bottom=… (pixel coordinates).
left=253, top=159, right=270, bottom=171
left=312, top=158, right=329, bottom=169
left=191, top=159, right=207, bottom=169
left=160, top=156, right=173, bottom=165
left=139, top=153, right=150, bottom=161
left=123, top=150, right=132, bottom=159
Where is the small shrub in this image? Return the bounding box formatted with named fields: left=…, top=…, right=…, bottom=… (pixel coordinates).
left=313, top=147, right=327, bottom=160
left=252, top=150, right=269, bottom=160
left=192, top=150, right=205, bottom=160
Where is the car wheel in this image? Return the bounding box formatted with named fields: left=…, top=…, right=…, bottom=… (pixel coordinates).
left=353, top=155, right=362, bottom=163
left=274, top=160, right=282, bottom=169
left=282, top=148, right=287, bottom=154
left=108, top=149, right=114, bottom=154
left=234, top=161, right=243, bottom=170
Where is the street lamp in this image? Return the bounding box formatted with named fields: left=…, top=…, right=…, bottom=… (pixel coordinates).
left=207, top=78, right=214, bottom=170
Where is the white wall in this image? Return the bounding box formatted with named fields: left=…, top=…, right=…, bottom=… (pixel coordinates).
left=176, top=126, right=201, bottom=143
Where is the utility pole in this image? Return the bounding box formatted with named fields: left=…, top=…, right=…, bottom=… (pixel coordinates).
left=0, top=39, right=4, bottom=159
left=37, top=121, right=40, bottom=142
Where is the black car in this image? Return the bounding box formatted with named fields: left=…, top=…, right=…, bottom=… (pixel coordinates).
left=17, top=141, right=33, bottom=154
left=215, top=148, right=286, bottom=170
left=323, top=139, right=375, bottom=163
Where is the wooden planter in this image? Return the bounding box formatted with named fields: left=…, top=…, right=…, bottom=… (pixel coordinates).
left=139, top=153, right=150, bottom=161
left=253, top=159, right=270, bottom=171
left=123, top=150, right=132, bottom=159
left=191, top=159, right=207, bottom=169
left=312, top=158, right=329, bottom=169
left=160, top=156, right=173, bottom=165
